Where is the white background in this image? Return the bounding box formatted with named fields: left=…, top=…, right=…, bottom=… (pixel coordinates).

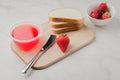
left=0, top=0, right=120, bottom=80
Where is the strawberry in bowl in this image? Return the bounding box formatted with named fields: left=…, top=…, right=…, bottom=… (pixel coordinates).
left=87, top=2, right=115, bottom=26
left=102, top=12, right=111, bottom=19
left=90, top=9, right=100, bottom=19
left=99, top=2, right=107, bottom=12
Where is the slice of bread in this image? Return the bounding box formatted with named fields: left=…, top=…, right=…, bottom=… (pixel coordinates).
left=49, top=17, right=82, bottom=23
left=51, top=26, right=81, bottom=34
left=49, top=8, right=84, bottom=23
left=51, top=22, right=81, bottom=28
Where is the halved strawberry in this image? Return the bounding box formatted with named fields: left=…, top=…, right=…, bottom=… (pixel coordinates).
left=102, top=12, right=111, bottom=19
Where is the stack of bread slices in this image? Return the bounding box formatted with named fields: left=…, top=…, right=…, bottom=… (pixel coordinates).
left=49, top=8, right=84, bottom=34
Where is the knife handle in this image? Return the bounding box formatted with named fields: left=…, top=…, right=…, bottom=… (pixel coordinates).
left=22, top=50, right=44, bottom=74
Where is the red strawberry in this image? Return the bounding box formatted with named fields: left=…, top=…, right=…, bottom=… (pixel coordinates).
left=90, top=9, right=100, bottom=19
left=99, top=2, right=107, bottom=12
left=56, top=34, right=70, bottom=53
left=102, top=12, right=111, bottom=19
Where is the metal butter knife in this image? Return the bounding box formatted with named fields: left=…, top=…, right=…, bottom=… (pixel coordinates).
left=22, top=35, right=56, bottom=74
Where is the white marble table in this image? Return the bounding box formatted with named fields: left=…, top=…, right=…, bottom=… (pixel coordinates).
left=0, top=0, right=120, bottom=80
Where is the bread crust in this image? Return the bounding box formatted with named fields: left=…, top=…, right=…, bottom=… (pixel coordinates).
left=51, top=23, right=82, bottom=28
left=51, top=26, right=81, bottom=34
left=49, top=17, right=83, bottom=23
